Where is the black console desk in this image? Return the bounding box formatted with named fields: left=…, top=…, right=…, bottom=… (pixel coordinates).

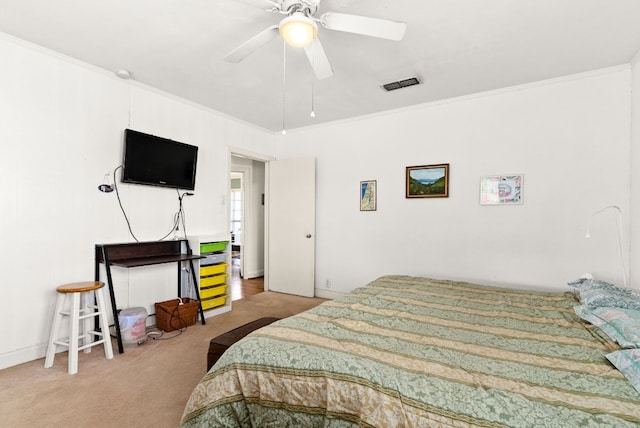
left=94, top=240, right=205, bottom=353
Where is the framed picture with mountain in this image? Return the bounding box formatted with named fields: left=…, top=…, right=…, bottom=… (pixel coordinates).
left=406, top=164, right=449, bottom=198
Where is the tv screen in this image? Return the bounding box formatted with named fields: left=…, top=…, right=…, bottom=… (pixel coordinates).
left=122, top=129, right=198, bottom=190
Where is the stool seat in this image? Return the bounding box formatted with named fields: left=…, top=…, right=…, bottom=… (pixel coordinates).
left=44, top=280, right=113, bottom=374
left=57, top=281, right=105, bottom=293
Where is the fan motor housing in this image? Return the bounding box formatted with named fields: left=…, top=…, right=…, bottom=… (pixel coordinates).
left=282, top=0, right=319, bottom=16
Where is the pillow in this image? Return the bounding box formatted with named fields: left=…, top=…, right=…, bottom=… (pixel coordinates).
left=568, top=278, right=634, bottom=293
left=580, top=287, right=640, bottom=312
left=606, top=349, right=640, bottom=394
left=568, top=278, right=620, bottom=291
left=575, top=305, right=640, bottom=348
left=568, top=279, right=640, bottom=311
left=574, top=305, right=622, bottom=342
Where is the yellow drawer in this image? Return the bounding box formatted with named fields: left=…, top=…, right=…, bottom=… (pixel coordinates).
left=200, top=263, right=228, bottom=277
left=200, top=284, right=227, bottom=299
left=200, top=274, right=227, bottom=287
left=201, top=295, right=228, bottom=310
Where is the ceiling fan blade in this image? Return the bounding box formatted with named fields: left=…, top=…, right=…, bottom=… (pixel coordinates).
left=304, top=38, right=333, bottom=80
left=321, top=12, right=407, bottom=41
left=228, top=0, right=279, bottom=11
left=224, top=25, right=280, bottom=63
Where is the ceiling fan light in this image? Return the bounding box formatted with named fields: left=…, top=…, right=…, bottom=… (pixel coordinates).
left=279, top=13, right=318, bottom=48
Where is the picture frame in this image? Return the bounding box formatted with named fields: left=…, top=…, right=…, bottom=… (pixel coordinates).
left=480, top=174, right=523, bottom=205
left=360, top=180, right=377, bottom=211
left=406, top=164, right=449, bottom=198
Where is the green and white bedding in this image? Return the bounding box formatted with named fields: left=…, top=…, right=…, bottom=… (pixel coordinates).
left=181, top=276, right=640, bottom=427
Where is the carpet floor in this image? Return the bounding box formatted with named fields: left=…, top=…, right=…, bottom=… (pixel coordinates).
left=0, top=291, right=327, bottom=428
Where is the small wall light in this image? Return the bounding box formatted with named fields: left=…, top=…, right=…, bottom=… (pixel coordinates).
left=98, top=172, right=114, bottom=193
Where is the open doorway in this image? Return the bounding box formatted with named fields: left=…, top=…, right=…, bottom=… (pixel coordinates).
left=229, top=172, right=243, bottom=278
left=230, top=155, right=266, bottom=300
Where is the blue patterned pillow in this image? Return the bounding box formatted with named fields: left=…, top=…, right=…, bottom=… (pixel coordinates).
left=575, top=306, right=640, bottom=348
left=574, top=305, right=622, bottom=341
left=568, top=278, right=631, bottom=293
left=606, top=349, right=640, bottom=394
left=568, top=279, right=640, bottom=311
left=580, top=287, right=640, bottom=312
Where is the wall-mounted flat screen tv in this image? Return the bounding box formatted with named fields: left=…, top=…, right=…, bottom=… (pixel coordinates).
left=122, top=129, right=198, bottom=190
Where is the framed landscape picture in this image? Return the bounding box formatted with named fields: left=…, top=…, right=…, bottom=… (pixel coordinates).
left=480, top=174, right=523, bottom=205
left=360, top=180, right=377, bottom=211
left=406, top=164, right=449, bottom=198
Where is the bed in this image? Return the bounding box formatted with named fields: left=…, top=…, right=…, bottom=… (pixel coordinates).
left=181, top=275, right=640, bottom=427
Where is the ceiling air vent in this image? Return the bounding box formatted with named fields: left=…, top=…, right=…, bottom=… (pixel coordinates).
left=382, top=77, right=421, bottom=92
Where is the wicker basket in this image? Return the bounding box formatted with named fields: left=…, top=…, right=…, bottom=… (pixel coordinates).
left=155, top=298, right=199, bottom=332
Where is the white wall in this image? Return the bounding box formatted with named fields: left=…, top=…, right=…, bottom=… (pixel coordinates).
left=276, top=67, right=633, bottom=294
left=630, top=51, right=640, bottom=288
left=0, top=34, right=275, bottom=369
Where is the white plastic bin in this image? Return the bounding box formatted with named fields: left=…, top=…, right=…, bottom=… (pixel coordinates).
left=118, top=307, right=147, bottom=344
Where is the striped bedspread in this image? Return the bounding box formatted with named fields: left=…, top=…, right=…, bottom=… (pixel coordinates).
left=181, top=276, right=640, bottom=427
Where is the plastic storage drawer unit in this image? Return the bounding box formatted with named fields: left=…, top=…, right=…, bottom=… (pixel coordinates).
left=201, top=274, right=227, bottom=288
left=201, top=253, right=226, bottom=265
left=201, top=263, right=228, bottom=277
left=201, top=295, right=228, bottom=310
left=200, top=242, right=228, bottom=254
left=200, top=284, right=228, bottom=299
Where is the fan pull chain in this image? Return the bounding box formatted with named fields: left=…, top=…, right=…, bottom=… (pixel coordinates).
left=282, top=40, right=287, bottom=135
left=310, top=45, right=316, bottom=118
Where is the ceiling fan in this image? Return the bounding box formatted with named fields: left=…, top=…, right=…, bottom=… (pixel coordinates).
left=225, top=0, right=407, bottom=80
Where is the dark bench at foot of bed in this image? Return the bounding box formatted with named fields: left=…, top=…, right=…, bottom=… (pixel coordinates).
left=207, top=317, right=280, bottom=371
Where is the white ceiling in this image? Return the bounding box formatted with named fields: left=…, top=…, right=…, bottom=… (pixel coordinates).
left=1, top=0, right=640, bottom=132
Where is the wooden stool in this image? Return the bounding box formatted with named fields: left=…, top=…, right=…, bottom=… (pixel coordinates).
left=44, top=281, right=114, bottom=374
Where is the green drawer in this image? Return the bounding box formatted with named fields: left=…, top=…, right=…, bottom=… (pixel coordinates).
left=200, top=241, right=228, bottom=254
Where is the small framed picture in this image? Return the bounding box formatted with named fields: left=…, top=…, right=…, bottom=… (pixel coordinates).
left=360, top=180, right=377, bottom=211
left=480, top=174, right=523, bottom=205
left=406, top=164, right=449, bottom=198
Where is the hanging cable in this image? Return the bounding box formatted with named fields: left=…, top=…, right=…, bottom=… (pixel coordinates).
left=113, top=165, right=140, bottom=242
left=111, top=165, right=193, bottom=242
left=614, top=208, right=628, bottom=288
left=585, top=205, right=628, bottom=288
left=167, top=189, right=193, bottom=241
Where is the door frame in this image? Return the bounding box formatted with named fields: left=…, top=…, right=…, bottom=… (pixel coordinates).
left=229, top=169, right=247, bottom=278
left=228, top=147, right=273, bottom=290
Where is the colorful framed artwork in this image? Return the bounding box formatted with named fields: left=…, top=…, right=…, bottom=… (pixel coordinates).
left=406, top=164, right=449, bottom=198
left=360, top=180, right=377, bottom=211
left=480, top=174, right=523, bottom=205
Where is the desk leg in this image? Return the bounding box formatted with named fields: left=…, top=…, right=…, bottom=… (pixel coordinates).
left=102, top=248, right=124, bottom=354
left=188, top=259, right=206, bottom=325
left=94, top=247, right=101, bottom=337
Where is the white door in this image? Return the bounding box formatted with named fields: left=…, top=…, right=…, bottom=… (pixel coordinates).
left=267, top=157, right=315, bottom=297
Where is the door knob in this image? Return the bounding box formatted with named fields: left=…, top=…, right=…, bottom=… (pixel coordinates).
left=306, top=234, right=312, bottom=238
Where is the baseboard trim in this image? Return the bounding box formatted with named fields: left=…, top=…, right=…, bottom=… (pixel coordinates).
left=243, top=270, right=264, bottom=280
left=0, top=343, right=47, bottom=370
left=314, top=289, right=345, bottom=300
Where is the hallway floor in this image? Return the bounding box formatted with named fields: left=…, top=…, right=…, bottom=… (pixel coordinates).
left=229, top=257, right=264, bottom=301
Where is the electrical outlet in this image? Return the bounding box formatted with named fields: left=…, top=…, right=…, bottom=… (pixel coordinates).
left=325, top=279, right=331, bottom=288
